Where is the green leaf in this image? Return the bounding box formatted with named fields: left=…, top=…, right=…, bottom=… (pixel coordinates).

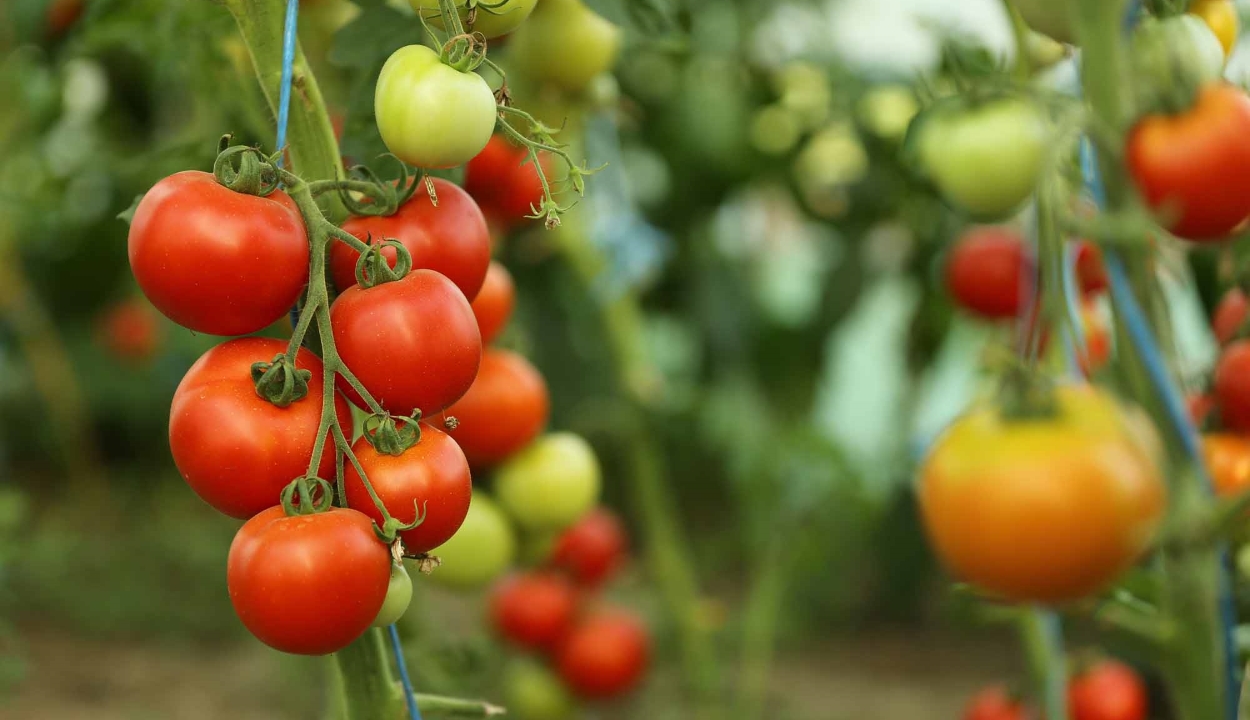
left=328, top=5, right=423, bottom=69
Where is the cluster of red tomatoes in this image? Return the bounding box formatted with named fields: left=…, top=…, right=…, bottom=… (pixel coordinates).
left=966, top=660, right=1148, bottom=720
left=1191, top=287, right=1250, bottom=502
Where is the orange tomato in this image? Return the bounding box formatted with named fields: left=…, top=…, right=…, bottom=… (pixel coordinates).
left=1203, top=433, right=1250, bottom=497
left=919, top=385, right=1166, bottom=603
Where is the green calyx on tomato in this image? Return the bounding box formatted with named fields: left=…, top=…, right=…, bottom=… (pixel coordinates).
left=1130, top=15, right=1224, bottom=115
left=212, top=142, right=281, bottom=197
left=250, top=353, right=313, bottom=407
left=375, top=45, right=497, bottom=169
left=362, top=413, right=424, bottom=456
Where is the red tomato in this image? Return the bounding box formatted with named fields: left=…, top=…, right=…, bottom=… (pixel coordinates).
left=1190, top=393, right=1215, bottom=425
left=1215, top=340, right=1250, bottom=432
left=331, top=269, right=482, bottom=417
left=555, top=609, right=651, bottom=699
left=965, top=686, right=1030, bottom=720
left=1075, top=241, right=1108, bottom=295
left=550, top=508, right=627, bottom=588
left=1068, top=661, right=1148, bottom=720
left=1078, top=301, right=1111, bottom=375
left=98, top=298, right=162, bottom=363
left=490, top=572, right=578, bottom=650
left=331, top=178, right=491, bottom=300
left=128, top=171, right=308, bottom=335
left=228, top=506, right=391, bottom=655
left=1127, top=84, right=1250, bottom=241
left=1214, top=288, right=1248, bottom=344
left=343, top=422, right=473, bottom=554
left=430, top=349, right=549, bottom=468
left=170, top=338, right=351, bottom=519
left=946, top=227, right=1031, bottom=319
left=472, top=261, right=516, bottom=345
left=1203, top=433, right=1250, bottom=498
left=464, top=135, right=551, bottom=229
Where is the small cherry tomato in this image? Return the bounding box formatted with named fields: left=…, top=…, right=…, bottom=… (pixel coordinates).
left=507, top=0, right=621, bottom=93
left=375, top=45, right=496, bottom=169
left=464, top=135, right=551, bottom=229
left=332, top=178, right=491, bottom=300
left=1190, top=0, right=1240, bottom=58
left=550, top=508, right=627, bottom=588
left=1068, top=660, right=1148, bottom=720
left=965, top=686, right=1030, bottom=720
left=1190, top=393, right=1216, bottom=425
left=170, top=338, right=351, bottom=519
left=503, top=659, right=575, bottom=720
left=1203, top=433, right=1250, bottom=498
left=471, top=261, right=517, bottom=344
left=228, top=506, right=390, bottom=655
left=946, top=226, right=1031, bottom=320
left=1078, top=301, right=1111, bottom=375
left=373, top=562, right=414, bottom=627
left=344, top=422, right=473, bottom=554
left=98, top=298, right=162, bottom=363
left=1215, top=340, right=1250, bottom=432
left=1075, top=241, right=1108, bottom=296
left=555, top=609, right=650, bottom=699
left=128, top=171, right=309, bottom=335
left=432, top=349, right=549, bottom=468
left=1214, top=288, right=1248, bottom=344
left=490, top=572, right=578, bottom=650
left=411, top=0, right=538, bottom=39
left=429, top=492, right=517, bottom=589
left=331, top=269, right=482, bottom=417
left=496, top=433, right=601, bottom=531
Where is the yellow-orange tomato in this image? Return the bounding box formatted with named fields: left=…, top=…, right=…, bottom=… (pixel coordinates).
left=919, top=385, right=1166, bottom=603
left=1203, top=433, right=1250, bottom=497
left=1190, top=0, right=1239, bottom=58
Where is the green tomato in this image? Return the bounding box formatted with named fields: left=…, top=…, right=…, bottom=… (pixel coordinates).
left=1131, top=15, right=1224, bottom=115
left=503, top=658, right=575, bottom=720
left=372, top=562, right=414, bottom=627
left=496, top=433, right=601, bottom=531
left=914, top=97, right=1048, bottom=220
left=375, top=45, right=496, bottom=169
left=507, top=0, right=620, bottom=93
left=428, top=493, right=516, bottom=589
left=410, top=0, right=538, bottom=39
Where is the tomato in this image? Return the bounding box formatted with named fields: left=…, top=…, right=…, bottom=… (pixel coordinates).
left=495, top=433, right=601, bottom=531
left=1069, top=661, right=1148, bottom=720
left=554, top=609, right=650, bottom=699
left=1075, top=241, right=1108, bottom=296
left=507, top=0, right=621, bottom=93
left=375, top=45, right=496, bottom=169
left=946, top=226, right=1030, bottom=320
left=170, top=338, right=351, bottom=519
left=915, top=97, right=1048, bottom=220
left=464, top=135, right=550, bottom=229
left=331, top=269, right=482, bottom=417
left=1128, top=85, right=1250, bottom=242
left=1190, top=393, right=1216, bottom=426
left=1079, top=301, right=1111, bottom=375
left=431, top=349, right=548, bottom=468
left=471, top=261, right=516, bottom=344
left=332, top=179, right=491, bottom=300
left=373, top=562, right=414, bottom=627
left=1202, top=434, right=1250, bottom=498
left=428, top=492, right=516, bottom=589
left=503, top=659, right=574, bottom=720
left=1191, top=0, right=1240, bottom=58
left=47, top=0, right=84, bottom=37
left=919, top=385, right=1166, bottom=603
left=965, top=686, right=1030, bottom=720
left=1214, top=288, right=1248, bottom=344
left=98, top=298, right=161, bottom=363
left=227, top=506, right=390, bottom=655
left=344, top=422, right=473, bottom=554
left=490, top=572, right=578, bottom=650
left=1215, top=341, right=1250, bottom=432
left=411, top=0, right=538, bottom=39
left=128, top=171, right=308, bottom=335
left=550, top=508, right=627, bottom=588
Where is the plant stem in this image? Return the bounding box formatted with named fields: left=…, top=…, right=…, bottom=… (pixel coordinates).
left=1019, top=607, right=1070, bottom=720
left=332, top=629, right=404, bottom=720
left=736, top=533, right=787, bottom=719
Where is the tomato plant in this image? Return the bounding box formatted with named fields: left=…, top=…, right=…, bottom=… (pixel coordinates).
left=372, top=562, right=414, bottom=628
left=919, top=384, right=1166, bottom=602
left=1213, top=288, right=1248, bottom=344
left=471, top=261, right=516, bottom=345
left=332, top=178, right=491, bottom=300
left=433, top=349, right=549, bottom=468
left=507, top=0, right=621, bottom=93
left=410, top=0, right=538, bottom=39
left=1215, top=340, right=1250, bottom=432
left=374, top=45, right=497, bottom=169
left=495, top=433, right=601, bottom=531
left=1127, top=84, right=1250, bottom=241
left=1068, top=661, right=1148, bottom=720
left=490, top=571, right=579, bottom=650
left=555, top=609, right=650, bottom=699
left=945, top=226, right=1030, bottom=320
left=964, top=686, right=1030, bottom=720
left=344, top=421, right=473, bottom=554
left=128, top=171, right=309, bottom=335
left=228, top=506, right=390, bottom=655
left=550, top=508, right=627, bottom=588
left=170, top=338, right=351, bottom=519
left=332, top=269, right=482, bottom=417
left=465, top=135, right=550, bottom=229
left=429, top=492, right=517, bottom=589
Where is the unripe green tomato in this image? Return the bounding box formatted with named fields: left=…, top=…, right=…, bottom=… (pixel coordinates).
left=372, top=562, right=414, bottom=627
left=410, top=0, right=538, bottom=39
left=496, top=433, right=601, bottom=531
left=375, top=45, right=497, bottom=169
left=914, top=97, right=1047, bottom=220
left=507, top=0, right=620, bottom=93
left=503, top=659, right=575, bottom=720
left=428, top=493, right=516, bottom=589
left=1007, top=0, right=1075, bottom=43
left=1131, top=16, right=1224, bottom=114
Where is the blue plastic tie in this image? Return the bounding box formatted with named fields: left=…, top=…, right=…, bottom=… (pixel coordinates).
left=276, top=0, right=304, bottom=332
left=389, top=624, right=423, bottom=720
